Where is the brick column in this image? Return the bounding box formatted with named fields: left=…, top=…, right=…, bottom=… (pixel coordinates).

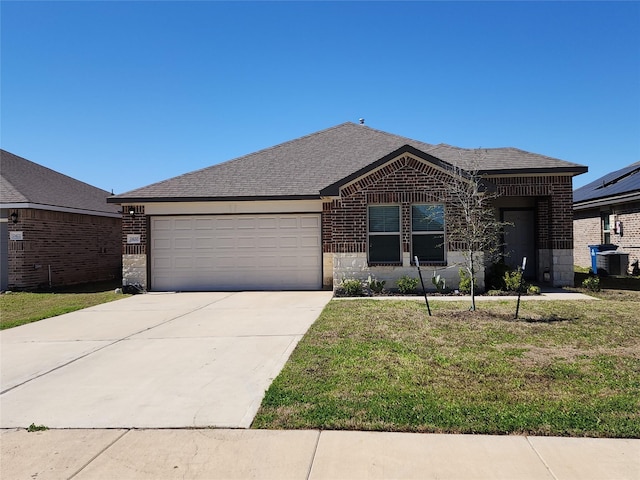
left=121, top=205, right=148, bottom=289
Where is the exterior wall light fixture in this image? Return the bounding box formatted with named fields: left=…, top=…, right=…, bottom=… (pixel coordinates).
left=128, top=207, right=135, bottom=217
left=10, top=211, right=18, bottom=224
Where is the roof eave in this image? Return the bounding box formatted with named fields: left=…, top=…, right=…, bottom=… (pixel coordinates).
left=0, top=201, right=121, bottom=218
left=573, top=191, right=640, bottom=210
left=480, top=166, right=588, bottom=176
left=107, top=194, right=321, bottom=204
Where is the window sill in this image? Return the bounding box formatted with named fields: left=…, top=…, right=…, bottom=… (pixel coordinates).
left=411, top=262, right=447, bottom=267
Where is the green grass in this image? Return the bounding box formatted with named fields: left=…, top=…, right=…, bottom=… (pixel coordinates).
left=253, top=291, right=640, bottom=437
left=1, top=281, right=129, bottom=329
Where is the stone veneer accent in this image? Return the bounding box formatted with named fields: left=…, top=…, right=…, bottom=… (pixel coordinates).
left=330, top=251, right=484, bottom=292
left=322, top=252, right=334, bottom=289
left=550, top=249, right=574, bottom=286
left=122, top=254, right=147, bottom=288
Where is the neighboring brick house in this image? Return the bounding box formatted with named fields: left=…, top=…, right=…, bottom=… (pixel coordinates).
left=573, top=161, right=640, bottom=271
left=108, top=122, right=587, bottom=292
left=1, top=150, right=122, bottom=290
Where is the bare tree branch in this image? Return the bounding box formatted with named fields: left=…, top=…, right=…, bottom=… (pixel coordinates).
left=439, top=150, right=510, bottom=311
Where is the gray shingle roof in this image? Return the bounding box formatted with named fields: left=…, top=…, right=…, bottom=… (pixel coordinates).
left=110, top=122, right=587, bottom=202
left=426, top=144, right=584, bottom=173
left=1, top=149, right=119, bottom=215
left=573, top=161, right=640, bottom=204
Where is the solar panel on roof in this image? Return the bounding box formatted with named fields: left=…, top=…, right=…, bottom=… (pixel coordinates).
left=574, top=162, right=640, bottom=203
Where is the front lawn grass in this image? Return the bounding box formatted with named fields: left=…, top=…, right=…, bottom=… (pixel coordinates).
left=1, top=281, right=128, bottom=329
left=253, top=293, right=640, bottom=438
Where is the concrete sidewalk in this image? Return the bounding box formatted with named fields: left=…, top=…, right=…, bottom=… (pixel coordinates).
left=2, top=428, right=638, bottom=479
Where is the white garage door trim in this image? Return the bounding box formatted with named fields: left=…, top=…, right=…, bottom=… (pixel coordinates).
left=150, top=214, right=322, bottom=291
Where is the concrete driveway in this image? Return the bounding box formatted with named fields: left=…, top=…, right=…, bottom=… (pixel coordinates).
left=0, top=291, right=332, bottom=429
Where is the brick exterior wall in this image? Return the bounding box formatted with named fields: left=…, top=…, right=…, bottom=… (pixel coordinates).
left=614, top=201, right=640, bottom=268
left=323, top=156, right=453, bottom=256
left=323, top=155, right=577, bottom=288
left=574, top=201, right=640, bottom=270
left=573, top=209, right=602, bottom=267
left=122, top=205, right=147, bottom=256
left=492, top=175, right=574, bottom=250
left=116, top=159, right=578, bottom=290
left=7, top=208, right=121, bottom=290
left=121, top=205, right=148, bottom=288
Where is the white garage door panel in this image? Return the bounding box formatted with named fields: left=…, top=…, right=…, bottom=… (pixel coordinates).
left=174, top=219, right=192, bottom=230
left=150, top=214, right=321, bottom=291
left=195, top=218, right=213, bottom=229
left=153, top=219, right=172, bottom=230
left=154, top=238, right=171, bottom=249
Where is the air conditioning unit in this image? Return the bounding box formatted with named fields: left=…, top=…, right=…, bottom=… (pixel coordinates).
left=596, top=251, right=629, bottom=276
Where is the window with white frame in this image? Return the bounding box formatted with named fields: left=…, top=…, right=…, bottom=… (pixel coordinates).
left=411, top=204, right=445, bottom=263
left=601, top=211, right=612, bottom=244
left=368, top=205, right=401, bottom=264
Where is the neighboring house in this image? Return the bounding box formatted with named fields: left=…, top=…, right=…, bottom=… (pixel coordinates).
left=108, top=122, right=587, bottom=292
left=1, top=150, right=122, bottom=290
left=573, top=161, right=640, bottom=271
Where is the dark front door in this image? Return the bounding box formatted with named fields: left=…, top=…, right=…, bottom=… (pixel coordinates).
left=502, top=209, right=536, bottom=279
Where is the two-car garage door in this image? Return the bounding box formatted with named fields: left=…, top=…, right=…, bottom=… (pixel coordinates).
left=150, top=214, right=321, bottom=291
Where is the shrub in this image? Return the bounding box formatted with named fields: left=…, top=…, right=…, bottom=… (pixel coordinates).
left=488, top=261, right=534, bottom=293
left=431, top=272, right=446, bottom=293
left=339, top=278, right=365, bottom=297
left=503, top=270, right=525, bottom=292
left=397, top=275, right=419, bottom=294
left=527, top=285, right=541, bottom=295
left=458, top=268, right=473, bottom=294
left=368, top=276, right=386, bottom=294
left=582, top=276, right=601, bottom=292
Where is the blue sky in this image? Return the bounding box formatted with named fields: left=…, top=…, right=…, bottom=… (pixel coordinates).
left=2, top=1, right=639, bottom=194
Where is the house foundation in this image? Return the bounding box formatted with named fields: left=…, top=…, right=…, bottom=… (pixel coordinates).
left=122, top=254, right=147, bottom=289
left=329, top=251, right=485, bottom=292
